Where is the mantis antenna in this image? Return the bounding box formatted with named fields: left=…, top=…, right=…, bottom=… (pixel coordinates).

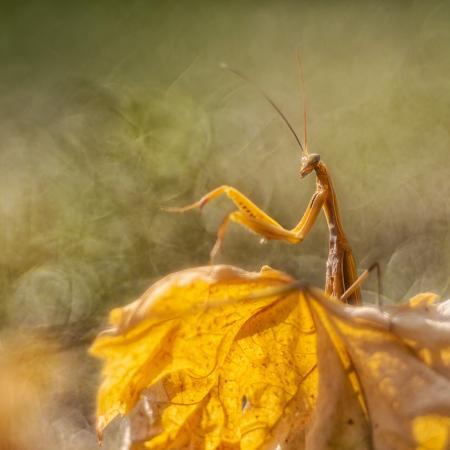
left=296, top=49, right=309, bottom=154
left=220, top=62, right=305, bottom=154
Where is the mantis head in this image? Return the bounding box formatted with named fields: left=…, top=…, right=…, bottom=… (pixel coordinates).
left=299, top=152, right=320, bottom=178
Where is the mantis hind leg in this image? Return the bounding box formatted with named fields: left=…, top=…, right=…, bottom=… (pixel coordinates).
left=340, top=260, right=382, bottom=307
left=342, top=249, right=362, bottom=305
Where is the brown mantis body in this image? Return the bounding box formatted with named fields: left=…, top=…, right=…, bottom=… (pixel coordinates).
left=168, top=63, right=364, bottom=305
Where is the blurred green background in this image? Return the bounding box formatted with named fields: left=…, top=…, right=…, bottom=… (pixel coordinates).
left=0, top=1, right=449, bottom=448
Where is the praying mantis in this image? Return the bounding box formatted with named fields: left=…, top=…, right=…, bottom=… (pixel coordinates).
left=167, top=62, right=378, bottom=306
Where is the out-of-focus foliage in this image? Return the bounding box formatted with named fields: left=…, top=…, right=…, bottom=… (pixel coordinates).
left=0, top=84, right=211, bottom=328
left=0, top=333, right=73, bottom=450
left=91, top=265, right=450, bottom=450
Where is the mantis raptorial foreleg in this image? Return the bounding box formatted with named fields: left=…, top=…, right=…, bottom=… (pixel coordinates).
left=166, top=185, right=326, bottom=261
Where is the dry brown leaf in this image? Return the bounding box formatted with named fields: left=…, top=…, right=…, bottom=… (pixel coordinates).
left=90, top=265, right=450, bottom=450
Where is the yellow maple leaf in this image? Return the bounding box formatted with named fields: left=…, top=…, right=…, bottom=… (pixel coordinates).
left=90, top=265, right=450, bottom=450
